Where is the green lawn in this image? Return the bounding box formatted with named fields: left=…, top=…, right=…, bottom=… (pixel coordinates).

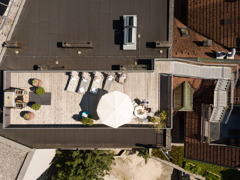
left=152, top=146, right=240, bottom=180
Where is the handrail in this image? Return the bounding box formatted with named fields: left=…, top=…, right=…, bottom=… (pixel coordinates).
left=157, top=58, right=239, bottom=124
left=1, top=0, right=15, bottom=30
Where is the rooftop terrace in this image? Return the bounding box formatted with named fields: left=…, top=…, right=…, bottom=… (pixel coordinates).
left=4, top=61, right=172, bottom=128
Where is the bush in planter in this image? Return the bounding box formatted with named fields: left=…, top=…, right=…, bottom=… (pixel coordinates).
left=149, top=110, right=168, bottom=133
left=31, top=102, right=41, bottom=110
left=81, top=117, right=93, bottom=126
left=23, top=112, right=35, bottom=120
left=36, top=87, right=45, bottom=95
left=32, top=79, right=43, bottom=87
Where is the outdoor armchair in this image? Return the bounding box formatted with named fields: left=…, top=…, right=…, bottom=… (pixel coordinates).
left=118, top=73, right=127, bottom=84
left=216, top=52, right=226, bottom=59
left=227, top=48, right=236, bottom=59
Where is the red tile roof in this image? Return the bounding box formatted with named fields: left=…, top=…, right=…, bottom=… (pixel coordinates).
left=173, top=76, right=202, bottom=91
left=173, top=18, right=240, bottom=59
left=186, top=0, right=240, bottom=49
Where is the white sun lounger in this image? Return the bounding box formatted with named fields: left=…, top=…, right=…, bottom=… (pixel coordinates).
left=90, top=72, right=103, bottom=94
left=66, top=71, right=79, bottom=92
left=78, top=72, right=90, bottom=94
left=103, top=74, right=115, bottom=92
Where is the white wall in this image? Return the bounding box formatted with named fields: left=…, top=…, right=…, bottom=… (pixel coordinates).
left=23, top=149, right=56, bottom=180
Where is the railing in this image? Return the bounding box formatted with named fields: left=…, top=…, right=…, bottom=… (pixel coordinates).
left=0, top=0, right=15, bottom=30
left=0, top=0, right=25, bottom=60
left=156, top=58, right=239, bottom=124
left=210, top=79, right=230, bottom=123
left=201, top=104, right=211, bottom=143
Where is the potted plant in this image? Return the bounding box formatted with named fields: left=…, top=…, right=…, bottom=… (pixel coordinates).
left=81, top=114, right=94, bottom=126
left=150, top=110, right=168, bottom=133
left=36, top=87, right=45, bottom=95
left=23, top=112, right=35, bottom=120
left=31, top=102, right=41, bottom=110
left=32, top=79, right=43, bottom=87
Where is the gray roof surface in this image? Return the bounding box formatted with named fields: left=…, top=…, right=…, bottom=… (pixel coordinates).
left=0, top=127, right=163, bottom=148
left=1, top=0, right=170, bottom=70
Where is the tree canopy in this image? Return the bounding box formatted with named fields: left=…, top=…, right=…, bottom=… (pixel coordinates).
left=51, top=150, right=115, bottom=180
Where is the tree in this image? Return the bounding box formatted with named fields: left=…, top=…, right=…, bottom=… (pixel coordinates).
left=51, top=150, right=115, bottom=180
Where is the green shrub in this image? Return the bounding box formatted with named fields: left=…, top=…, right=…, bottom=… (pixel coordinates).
left=168, top=146, right=184, bottom=167
left=152, top=148, right=168, bottom=161
left=205, top=171, right=220, bottom=180
left=81, top=117, right=93, bottom=126
left=31, top=102, right=41, bottom=110
left=152, top=146, right=229, bottom=179
left=137, top=148, right=150, bottom=164
left=36, top=87, right=45, bottom=95
left=150, top=110, right=167, bottom=133
left=51, top=150, right=115, bottom=180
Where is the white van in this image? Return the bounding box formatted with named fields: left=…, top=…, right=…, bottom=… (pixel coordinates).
left=123, top=15, right=137, bottom=50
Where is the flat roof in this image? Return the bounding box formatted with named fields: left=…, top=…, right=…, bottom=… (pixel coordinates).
left=1, top=0, right=171, bottom=70
left=0, top=125, right=165, bottom=148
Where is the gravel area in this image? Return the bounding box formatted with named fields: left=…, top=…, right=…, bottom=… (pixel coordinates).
left=104, top=153, right=174, bottom=180
left=0, top=142, right=27, bottom=180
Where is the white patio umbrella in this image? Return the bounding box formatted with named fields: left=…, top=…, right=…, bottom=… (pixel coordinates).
left=97, top=91, right=134, bottom=128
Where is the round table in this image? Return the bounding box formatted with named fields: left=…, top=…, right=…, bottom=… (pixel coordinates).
left=134, top=106, right=147, bottom=119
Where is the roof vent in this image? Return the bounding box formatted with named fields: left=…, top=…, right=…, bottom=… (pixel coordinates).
left=179, top=27, right=191, bottom=37
left=203, top=39, right=212, bottom=47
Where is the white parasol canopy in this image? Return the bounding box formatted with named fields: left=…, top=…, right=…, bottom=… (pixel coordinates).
left=97, top=91, right=134, bottom=128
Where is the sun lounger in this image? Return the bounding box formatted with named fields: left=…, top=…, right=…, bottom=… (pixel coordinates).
left=118, top=73, right=127, bottom=84
left=227, top=48, right=236, bottom=59
left=78, top=72, right=90, bottom=94
left=90, top=72, right=103, bottom=94
left=103, top=74, right=115, bottom=92
left=66, top=71, right=79, bottom=92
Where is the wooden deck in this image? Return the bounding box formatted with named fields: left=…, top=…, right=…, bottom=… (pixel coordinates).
left=6, top=61, right=172, bottom=125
